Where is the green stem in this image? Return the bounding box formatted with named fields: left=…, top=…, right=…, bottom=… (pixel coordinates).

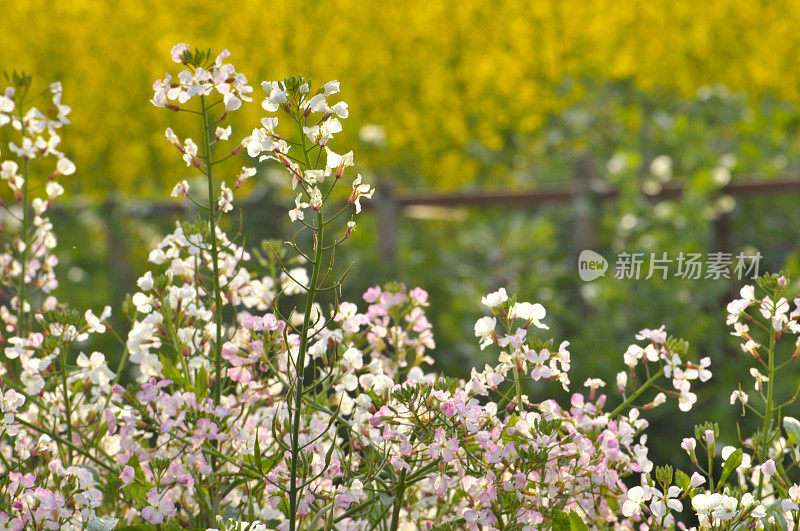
left=389, top=468, right=407, bottom=531
left=199, top=95, right=224, bottom=407
left=513, top=365, right=523, bottom=411
left=707, top=444, right=714, bottom=488
left=757, top=323, right=777, bottom=499
left=60, top=340, right=73, bottom=465
left=607, top=370, right=661, bottom=420
left=17, top=127, right=29, bottom=337
left=289, top=115, right=325, bottom=531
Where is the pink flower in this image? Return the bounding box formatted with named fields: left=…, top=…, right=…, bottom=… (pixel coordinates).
left=119, top=466, right=134, bottom=486
left=409, top=287, right=429, bottom=306
left=142, top=488, right=176, bottom=524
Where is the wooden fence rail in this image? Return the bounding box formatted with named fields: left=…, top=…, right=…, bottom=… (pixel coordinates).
left=47, top=171, right=800, bottom=280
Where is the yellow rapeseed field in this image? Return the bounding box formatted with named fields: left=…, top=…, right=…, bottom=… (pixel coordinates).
left=2, top=0, right=799, bottom=193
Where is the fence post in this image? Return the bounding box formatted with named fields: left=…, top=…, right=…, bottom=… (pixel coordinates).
left=572, top=154, right=598, bottom=257
left=374, top=180, right=399, bottom=278
left=713, top=209, right=738, bottom=303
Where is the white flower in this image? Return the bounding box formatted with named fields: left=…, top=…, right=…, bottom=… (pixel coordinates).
left=341, top=347, right=363, bottom=371
left=132, top=292, right=153, bottom=313
left=1, top=160, right=19, bottom=180
left=529, top=349, right=553, bottom=380
left=729, top=390, right=748, bottom=406
left=218, top=183, right=234, bottom=213
left=650, top=485, right=683, bottom=519
left=329, top=101, right=349, bottom=118
left=165, top=127, right=180, bottom=145
left=304, top=118, right=342, bottom=145
left=348, top=174, right=374, bottom=214
left=325, top=147, right=354, bottom=176
left=182, top=138, right=198, bottom=167
left=235, top=166, right=256, bottom=188
left=137, top=271, right=154, bottom=292
left=334, top=302, right=366, bottom=333
left=171, top=43, right=188, bottom=63
left=322, top=80, right=340, bottom=96
left=750, top=368, right=768, bottom=391
left=622, top=485, right=653, bottom=517
left=56, top=156, right=76, bottom=176
left=663, top=353, right=682, bottom=378
left=46, top=181, right=65, bottom=199
left=690, top=472, right=706, bottom=488
left=85, top=306, right=111, bottom=333
left=678, top=391, right=697, bottom=412
left=583, top=378, right=606, bottom=390
left=289, top=194, right=310, bottom=222
left=616, top=371, right=628, bottom=392
left=10, top=137, right=37, bottom=159
left=215, top=125, right=232, bottom=141
left=261, top=81, right=288, bottom=112
left=761, top=459, right=777, bottom=476
left=4, top=337, right=25, bottom=359
left=171, top=180, right=189, bottom=197
left=0, top=94, right=14, bottom=127
left=308, top=186, right=322, bottom=210
left=480, top=288, right=508, bottom=309
left=508, top=302, right=548, bottom=329
left=782, top=484, right=800, bottom=512
left=76, top=351, right=114, bottom=388
left=474, top=316, right=496, bottom=350
left=307, top=93, right=328, bottom=114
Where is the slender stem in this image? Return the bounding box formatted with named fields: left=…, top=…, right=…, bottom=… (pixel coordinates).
left=757, top=320, right=777, bottom=499
left=199, top=95, right=224, bottom=407
left=60, top=340, right=73, bottom=465
left=289, top=109, right=324, bottom=531
left=199, top=95, right=225, bottom=524
left=607, top=370, right=662, bottom=420
left=513, top=365, right=523, bottom=410
left=289, top=211, right=324, bottom=529
left=389, top=468, right=407, bottom=531
left=17, top=119, right=29, bottom=337
left=707, top=444, right=714, bottom=488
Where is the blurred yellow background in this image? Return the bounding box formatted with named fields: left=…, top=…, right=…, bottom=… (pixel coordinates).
left=3, top=0, right=799, bottom=194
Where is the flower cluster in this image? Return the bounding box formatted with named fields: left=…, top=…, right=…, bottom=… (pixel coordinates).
left=245, top=76, right=373, bottom=225
left=152, top=44, right=253, bottom=112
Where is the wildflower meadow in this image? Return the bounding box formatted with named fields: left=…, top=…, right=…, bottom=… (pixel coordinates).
left=2, top=42, right=800, bottom=531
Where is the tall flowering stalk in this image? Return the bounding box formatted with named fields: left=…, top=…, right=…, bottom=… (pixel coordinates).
left=151, top=44, right=253, bottom=406
left=0, top=75, right=122, bottom=529
left=0, top=73, right=73, bottom=336
left=245, top=75, right=372, bottom=530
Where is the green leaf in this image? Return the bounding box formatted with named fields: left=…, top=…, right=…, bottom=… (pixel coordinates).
left=568, top=510, right=588, bottom=530
left=254, top=426, right=263, bottom=473
left=196, top=365, right=208, bottom=399
left=675, top=469, right=691, bottom=493
left=87, top=517, right=119, bottom=531
left=159, top=355, right=185, bottom=386
left=784, top=416, right=800, bottom=445
left=552, top=510, right=571, bottom=531
left=717, top=448, right=742, bottom=489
